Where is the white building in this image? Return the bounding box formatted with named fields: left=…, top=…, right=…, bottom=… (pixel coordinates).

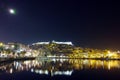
left=32, top=40, right=73, bottom=46
left=32, top=42, right=50, bottom=45
left=52, top=40, right=73, bottom=46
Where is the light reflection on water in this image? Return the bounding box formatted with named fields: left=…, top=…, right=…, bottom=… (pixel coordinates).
left=0, top=59, right=120, bottom=76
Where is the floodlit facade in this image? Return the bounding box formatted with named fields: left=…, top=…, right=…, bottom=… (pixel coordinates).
left=32, top=42, right=50, bottom=45
left=32, top=40, right=73, bottom=46
left=52, top=40, right=73, bottom=46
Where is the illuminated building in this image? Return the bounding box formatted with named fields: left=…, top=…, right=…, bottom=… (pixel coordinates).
left=52, top=40, right=73, bottom=46
left=32, top=42, right=50, bottom=45
left=32, top=40, right=73, bottom=46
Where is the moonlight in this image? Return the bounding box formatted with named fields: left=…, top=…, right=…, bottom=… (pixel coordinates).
left=9, top=9, right=16, bottom=14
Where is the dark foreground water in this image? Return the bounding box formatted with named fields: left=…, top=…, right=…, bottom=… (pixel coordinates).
left=0, top=59, right=120, bottom=80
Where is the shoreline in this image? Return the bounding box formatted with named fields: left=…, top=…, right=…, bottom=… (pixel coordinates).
left=36, top=57, right=120, bottom=60
left=0, top=57, right=35, bottom=63
left=1, top=57, right=120, bottom=63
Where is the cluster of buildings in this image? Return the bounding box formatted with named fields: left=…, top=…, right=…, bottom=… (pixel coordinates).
left=0, top=40, right=74, bottom=58
left=0, top=42, right=37, bottom=58
left=0, top=40, right=120, bottom=59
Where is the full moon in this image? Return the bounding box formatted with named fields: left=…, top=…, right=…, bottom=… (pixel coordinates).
left=9, top=9, right=16, bottom=14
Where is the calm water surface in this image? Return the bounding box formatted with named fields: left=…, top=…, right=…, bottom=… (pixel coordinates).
left=0, top=59, right=120, bottom=80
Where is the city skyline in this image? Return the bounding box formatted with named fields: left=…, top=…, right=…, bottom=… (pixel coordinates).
left=0, top=0, right=119, bottom=50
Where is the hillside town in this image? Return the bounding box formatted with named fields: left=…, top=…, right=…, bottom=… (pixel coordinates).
left=0, top=40, right=120, bottom=59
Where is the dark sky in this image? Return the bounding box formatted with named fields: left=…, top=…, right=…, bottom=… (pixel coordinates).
left=0, top=0, right=120, bottom=50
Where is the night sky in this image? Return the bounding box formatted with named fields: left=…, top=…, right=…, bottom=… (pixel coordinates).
left=0, top=0, right=120, bottom=50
